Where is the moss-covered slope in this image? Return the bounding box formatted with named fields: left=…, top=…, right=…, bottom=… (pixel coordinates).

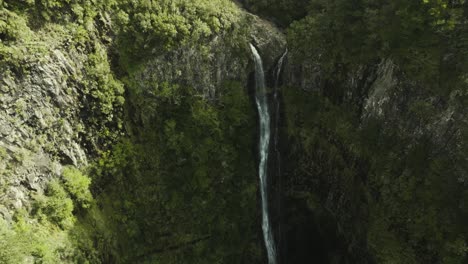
left=0, top=0, right=286, bottom=263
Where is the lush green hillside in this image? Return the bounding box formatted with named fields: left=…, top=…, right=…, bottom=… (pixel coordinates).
left=1, top=0, right=263, bottom=262
left=1, top=0, right=467, bottom=263
left=278, top=0, right=468, bottom=263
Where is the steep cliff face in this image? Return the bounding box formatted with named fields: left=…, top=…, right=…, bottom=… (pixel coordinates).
left=107, top=10, right=287, bottom=263
left=0, top=2, right=286, bottom=211
left=3, top=1, right=465, bottom=263
left=0, top=20, right=122, bottom=221
left=363, top=60, right=467, bottom=158
left=0, top=2, right=286, bottom=262
left=281, top=53, right=468, bottom=263
left=1, top=48, right=86, bottom=217
left=266, top=2, right=468, bottom=261
left=127, top=9, right=286, bottom=97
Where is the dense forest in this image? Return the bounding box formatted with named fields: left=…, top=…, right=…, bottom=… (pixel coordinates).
left=0, top=0, right=467, bottom=263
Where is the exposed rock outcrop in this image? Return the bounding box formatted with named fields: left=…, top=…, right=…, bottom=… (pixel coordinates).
left=0, top=5, right=287, bottom=222
left=0, top=25, right=116, bottom=219
left=132, top=8, right=286, bottom=98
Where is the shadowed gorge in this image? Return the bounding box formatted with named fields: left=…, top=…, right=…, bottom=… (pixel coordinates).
left=1, top=0, right=467, bottom=263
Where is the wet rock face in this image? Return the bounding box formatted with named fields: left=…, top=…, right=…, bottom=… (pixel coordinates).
left=0, top=46, right=90, bottom=216
left=133, top=10, right=286, bottom=101
left=284, top=57, right=323, bottom=92
left=362, top=60, right=467, bottom=180
left=134, top=36, right=250, bottom=101
left=248, top=13, right=287, bottom=71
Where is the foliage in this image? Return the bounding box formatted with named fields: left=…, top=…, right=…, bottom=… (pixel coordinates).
left=86, top=80, right=261, bottom=263
left=0, top=1, right=256, bottom=262
left=35, top=180, right=75, bottom=229
left=4, top=0, right=466, bottom=263
left=282, top=86, right=370, bottom=262
left=0, top=9, right=35, bottom=69
left=283, top=3, right=468, bottom=261
left=0, top=218, right=28, bottom=264
left=241, top=0, right=310, bottom=26
left=62, top=166, right=93, bottom=209
left=0, top=8, right=30, bottom=41
left=82, top=41, right=125, bottom=145
left=283, top=76, right=468, bottom=263
left=3, top=0, right=109, bottom=25
left=0, top=169, right=96, bottom=264
left=283, top=76, right=468, bottom=262
left=1, top=3, right=125, bottom=150
left=288, top=0, right=468, bottom=90
left=113, top=0, right=242, bottom=66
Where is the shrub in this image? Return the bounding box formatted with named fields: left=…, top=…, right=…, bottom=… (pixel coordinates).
left=62, top=166, right=93, bottom=209
left=0, top=218, right=27, bottom=264
left=36, top=180, right=75, bottom=229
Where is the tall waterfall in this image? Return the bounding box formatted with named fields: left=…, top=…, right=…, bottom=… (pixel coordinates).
left=273, top=49, right=288, bottom=169
left=273, top=49, right=287, bottom=258
left=249, top=43, right=277, bottom=264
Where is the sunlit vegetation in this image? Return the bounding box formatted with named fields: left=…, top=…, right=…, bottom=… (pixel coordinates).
left=1, top=0, right=257, bottom=263
left=1, top=0, right=467, bottom=263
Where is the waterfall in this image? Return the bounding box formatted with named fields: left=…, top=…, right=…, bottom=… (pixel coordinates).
left=273, top=49, right=288, bottom=166
left=249, top=43, right=277, bottom=264
left=273, top=49, right=287, bottom=260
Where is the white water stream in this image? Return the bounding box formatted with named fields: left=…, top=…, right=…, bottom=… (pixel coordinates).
left=249, top=43, right=277, bottom=264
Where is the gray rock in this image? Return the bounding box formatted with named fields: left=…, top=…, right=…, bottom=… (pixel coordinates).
left=0, top=31, right=97, bottom=215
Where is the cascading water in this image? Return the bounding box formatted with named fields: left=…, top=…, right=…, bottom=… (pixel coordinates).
left=249, top=43, right=277, bottom=264
left=273, top=49, right=287, bottom=144
left=272, top=49, right=287, bottom=259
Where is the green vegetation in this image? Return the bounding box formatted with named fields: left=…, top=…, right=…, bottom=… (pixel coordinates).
left=2, top=0, right=257, bottom=262
left=287, top=0, right=468, bottom=90
left=283, top=80, right=468, bottom=262
left=0, top=166, right=95, bottom=263
left=278, top=0, right=468, bottom=262
left=35, top=180, right=76, bottom=229
left=62, top=166, right=93, bottom=209
left=242, top=0, right=310, bottom=25
left=85, top=80, right=261, bottom=263
left=1, top=0, right=467, bottom=263
left=113, top=0, right=242, bottom=64
left=3, top=0, right=107, bottom=25
left=82, top=41, right=125, bottom=145
left=0, top=218, right=27, bottom=264
left=0, top=3, right=125, bottom=149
